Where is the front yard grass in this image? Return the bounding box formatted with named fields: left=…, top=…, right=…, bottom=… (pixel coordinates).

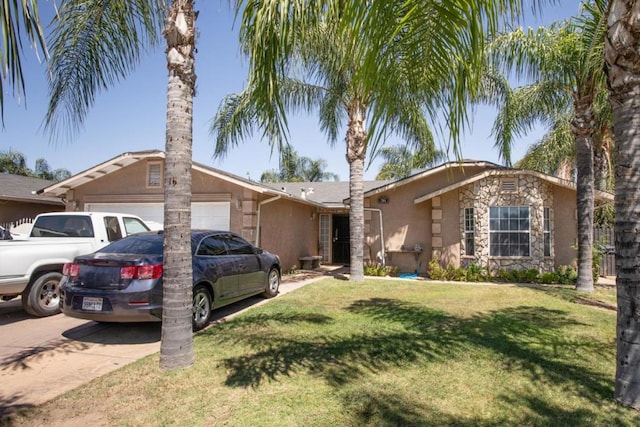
left=8, top=279, right=640, bottom=426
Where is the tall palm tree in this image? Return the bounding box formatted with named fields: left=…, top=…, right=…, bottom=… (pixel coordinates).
left=0, top=0, right=47, bottom=123
left=484, top=0, right=607, bottom=292
left=604, top=0, right=640, bottom=410
left=213, top=18, right=434, bottom=281
left=223, top=0, right=537, bottom=281
left=45, top=0, right=196, bottom=370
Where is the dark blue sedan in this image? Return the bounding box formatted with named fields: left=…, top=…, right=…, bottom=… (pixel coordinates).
left=60, top=230, right=281, bottom=330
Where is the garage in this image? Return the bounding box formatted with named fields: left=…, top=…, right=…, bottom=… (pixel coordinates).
left=85, top=202, right=231, bottom=230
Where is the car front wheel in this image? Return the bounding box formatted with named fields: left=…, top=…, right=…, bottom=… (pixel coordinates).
left=262, top=267, right=280, bottom=298
left=192, top=285, right=212, bottom=331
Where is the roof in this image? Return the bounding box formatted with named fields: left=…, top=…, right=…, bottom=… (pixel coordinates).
left=361, top=160, right=504, bottom=199
left=264, top=180, right=391, bottom=207
left=36, top=150, right=327, bottom=208
left=0, top=174, right=64, bottom=205
left=411, top=166, right=615, bottom=204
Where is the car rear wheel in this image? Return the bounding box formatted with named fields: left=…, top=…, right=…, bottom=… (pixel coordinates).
left=192, top=285, right=212, bottom=331
left=22, top=272, right=62, bottom=317
left=262, top=268, right=280, bottom=298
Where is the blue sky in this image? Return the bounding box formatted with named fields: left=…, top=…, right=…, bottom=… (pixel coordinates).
left=1, top=0, right=582, bottom=181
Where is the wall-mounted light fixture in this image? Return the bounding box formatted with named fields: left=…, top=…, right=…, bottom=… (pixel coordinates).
left=236, top=199, right=243, bottom=210
left=378, top=196, right=389, bottom=204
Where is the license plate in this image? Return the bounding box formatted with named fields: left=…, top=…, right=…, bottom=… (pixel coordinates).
left=82, top=297, right=103, bottom=311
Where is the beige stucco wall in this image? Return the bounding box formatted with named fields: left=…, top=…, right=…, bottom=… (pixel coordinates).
left=364, top=164, right=494, bottom=274
left=552, top=186, right=578, bottom=267
left=258, top=198, right=319, bottom=272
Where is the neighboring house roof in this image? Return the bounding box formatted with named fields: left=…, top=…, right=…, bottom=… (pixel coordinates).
left=36, top=150, right=327, bottom=208
left=0, top=174, right=64, bottom=205
left=264, top=180, right=391, bottom=207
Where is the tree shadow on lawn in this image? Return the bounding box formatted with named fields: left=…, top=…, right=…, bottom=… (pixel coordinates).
left=213, top=298, right=615, bottom=414
left=343, top=387, right=634, bottom=426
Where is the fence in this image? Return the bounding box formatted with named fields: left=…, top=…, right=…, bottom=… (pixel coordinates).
left=1, top=217, right=34, bottom=233
left=594, top=227, right=615, bottom=277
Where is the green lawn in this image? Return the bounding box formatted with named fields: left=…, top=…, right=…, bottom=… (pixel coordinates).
left=9, top=279, right=640, bottom=426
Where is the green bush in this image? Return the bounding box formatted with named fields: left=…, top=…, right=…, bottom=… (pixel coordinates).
left=427, top=259, right=445, bottom=280
left=556, top=265, right=578, bottom=285
left=364, top=262, right=399, bottom=277
left=465, top=263, right=488, bottom=282
left=539, top=272, right=560, bottom=284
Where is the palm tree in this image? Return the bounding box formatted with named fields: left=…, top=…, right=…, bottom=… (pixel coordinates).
left=45, top=0, right=196, bottom=370
left=222, top=0, right=535, bottom=281
left=260, top=146, right=339, bottom=182
left=213, top=20, right=434, bottom=281
left=0, top=1, right=47, bottom=123
left=375, top=143, right=445, bottom=180
left=484, top=0, right=607, bottom=292
left=604, top=0, right=640, bottom=410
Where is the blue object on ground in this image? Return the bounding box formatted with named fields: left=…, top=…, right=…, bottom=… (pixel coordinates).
left=399, top=273, right=418, bottom=279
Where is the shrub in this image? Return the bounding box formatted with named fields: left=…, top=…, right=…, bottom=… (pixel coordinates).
left=556, top=265, right=578, bottom=285
left=427, top=259, right=445, bottom=280
left=465, top=263, right=488, bottom=282
left=364, top=262, right=399, bottom=277
left=364, top=262, right=387, bottom=277
left=539, top=272, right=560, bottom=284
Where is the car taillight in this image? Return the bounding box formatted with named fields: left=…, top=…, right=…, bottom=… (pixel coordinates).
left=120, top=264, right=163, bottom=280
left=63, top=263, right=80, bottom=279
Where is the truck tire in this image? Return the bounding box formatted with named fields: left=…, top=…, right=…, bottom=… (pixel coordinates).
left=22, top=272, right=63, bottom=317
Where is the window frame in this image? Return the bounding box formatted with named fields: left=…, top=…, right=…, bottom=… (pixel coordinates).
left=489, top=206, right=531, bottom=258
left=147, top=162, right=163, bottom=188
left=464, top=207, right=475, bottom=256
left=543, top=207, right=551, bottom=257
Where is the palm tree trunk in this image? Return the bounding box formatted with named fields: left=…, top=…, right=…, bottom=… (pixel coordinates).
left=605, top=0, right=640, bottom=409
left=572, top=99, right=595, bottom=293
left=346, top=101, right=367, bottom=282
left=160, top=0, right=197, bottom=370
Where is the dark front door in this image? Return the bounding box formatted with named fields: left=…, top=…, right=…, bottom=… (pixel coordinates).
left=332, top=214, right=350, bottom=265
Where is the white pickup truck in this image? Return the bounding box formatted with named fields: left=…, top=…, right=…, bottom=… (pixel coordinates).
left=0, top=212, right=151, bottom=317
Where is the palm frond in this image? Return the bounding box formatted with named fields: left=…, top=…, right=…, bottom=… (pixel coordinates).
left=0, top=0, right=47, bottom=124
left=45, top=0, right=167, bottom=140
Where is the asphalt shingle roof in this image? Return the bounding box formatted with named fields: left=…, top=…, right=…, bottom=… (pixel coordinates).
left=0, top=174, right=64, bottom=205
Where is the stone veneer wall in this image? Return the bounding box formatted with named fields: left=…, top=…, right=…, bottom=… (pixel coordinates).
left=458, top=174, right=555, bottom=273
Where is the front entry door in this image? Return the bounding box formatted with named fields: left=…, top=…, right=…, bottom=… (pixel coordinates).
left=332, top=214, right=350, bottom=265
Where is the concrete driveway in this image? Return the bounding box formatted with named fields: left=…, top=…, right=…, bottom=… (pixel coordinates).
left=0, top=271, right=331, bottom=419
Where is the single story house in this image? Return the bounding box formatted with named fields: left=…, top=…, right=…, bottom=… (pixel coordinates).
left=37, top=152, right=614, bottom=275
left=0, top=174, right=64, bottom=228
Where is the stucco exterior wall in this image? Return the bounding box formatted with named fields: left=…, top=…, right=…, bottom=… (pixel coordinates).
left=258, top=198, right=319, bottom=272
left=363, top=165, right=493, bottom=274
left=552, top=186, right=578, bottom=267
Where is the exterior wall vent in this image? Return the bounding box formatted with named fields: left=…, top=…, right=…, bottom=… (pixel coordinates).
left=500, top=179, right=517, bottom=192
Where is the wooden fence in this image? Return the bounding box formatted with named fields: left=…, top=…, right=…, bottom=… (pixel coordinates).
left=594, top=227, right=615, bottom=277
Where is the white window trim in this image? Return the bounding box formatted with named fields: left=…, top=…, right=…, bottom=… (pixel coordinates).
left=488, top=206, right=531, bottom=258
left=147, top=161, right=163, bottom=188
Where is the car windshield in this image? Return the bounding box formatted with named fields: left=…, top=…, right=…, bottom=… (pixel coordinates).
left=99, top=234, right=164, bottom=255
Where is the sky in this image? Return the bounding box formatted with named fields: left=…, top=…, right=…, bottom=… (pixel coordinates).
left=1, top=0, right=584, bottom=182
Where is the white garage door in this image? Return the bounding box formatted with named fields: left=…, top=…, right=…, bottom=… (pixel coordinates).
left=85, top=202, right=230, bottom=230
